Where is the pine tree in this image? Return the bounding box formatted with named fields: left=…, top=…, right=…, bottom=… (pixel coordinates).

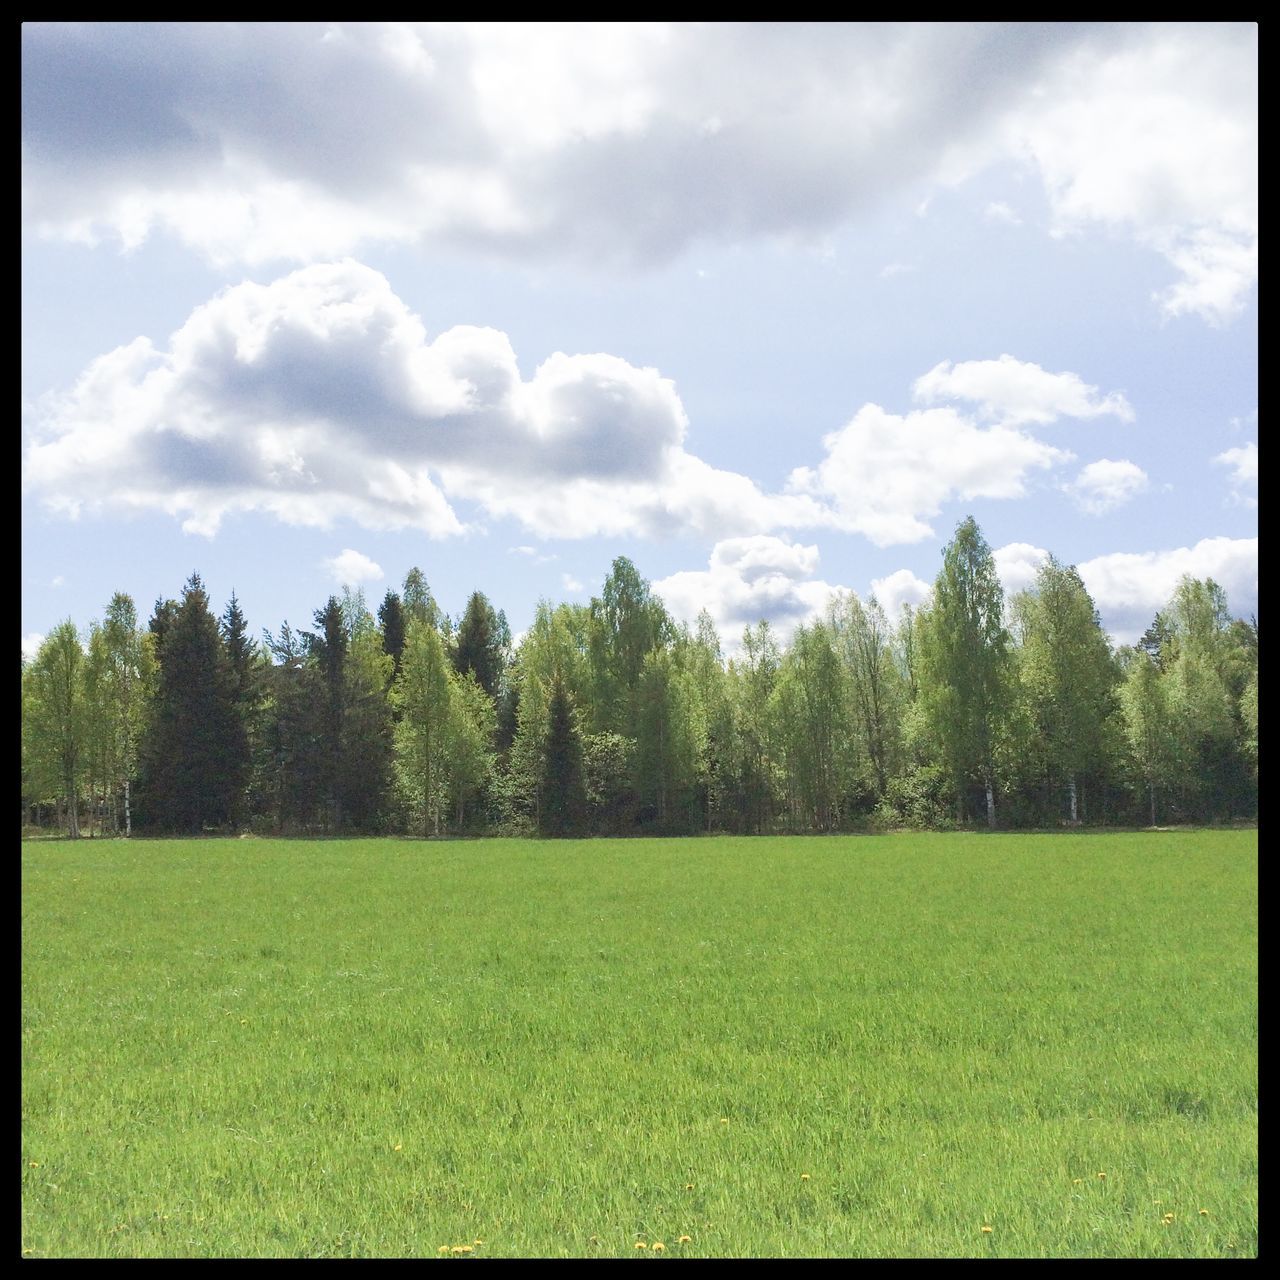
left=452, top=590, right=506, bottom=699
left=138, top=575, right=247, bottom=834
left=378, top=590, right=407, bottom=682
left=539, top=675, right=586, bottom=836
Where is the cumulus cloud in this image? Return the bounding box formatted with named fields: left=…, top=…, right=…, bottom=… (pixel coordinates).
left=325, top=548, right=384, bottom=585
left=1064, top=458, right=1150, bottom=515
left=23, top=259, right=808, bottom=541
left=20, top=23, right=1256, bottom=321
left=25, top=269, right=1122, bottom=552
left=653, top=536, right=847, bottom=650
left=912, top=354, right=1134, bottom=427
left=869, top=568, right=932, bottom=620
left=1000, top=24, right=1257, bottom=323
left=1076, top=535, right=1257, bottom=644
left=1213, top=440, right=1257, bottom=507
left=992, top=541, right=1052, bottom=596
left=787, top=402, right=1071, bottom=546
left=561, top=573, right=584, bottom=594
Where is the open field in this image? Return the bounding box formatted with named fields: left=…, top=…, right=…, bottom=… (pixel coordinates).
left=22, top=831, right=1257, bottom=1258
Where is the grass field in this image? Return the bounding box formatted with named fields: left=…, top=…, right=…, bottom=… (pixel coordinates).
left=21, top=831, right=1257, bottom=1258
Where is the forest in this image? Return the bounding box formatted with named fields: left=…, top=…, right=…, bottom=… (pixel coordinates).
left=21, top=517, right=1258, bottom=839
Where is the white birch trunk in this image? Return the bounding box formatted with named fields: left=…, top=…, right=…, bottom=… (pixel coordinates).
left=985, top=775, right=995, bottom=829
left=1067, top=775, right=1078, bottom=824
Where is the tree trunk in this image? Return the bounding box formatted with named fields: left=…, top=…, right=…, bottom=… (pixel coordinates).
left=985, top=774, right=995, bottom=829
left=1067, top=774, right=1078, bottom=824
left=1150, top=779, right=1156, bottom=827
left=124, top=778, right=132, bottom=838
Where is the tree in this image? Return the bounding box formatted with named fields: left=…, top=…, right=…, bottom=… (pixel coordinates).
left=392, top=618, right=454, bottom=836
left=634, top=646, right=706, bottom=832
left=773, top=621, right=846, bottom=831
left=309, top=596, right=349, bottom=830
left=452, top=590, right=507, bottom=700
left=1117, top=647, right=1177, bottom=826
left=260, top=622, right=324, bottom=832
left=402, top=567, right=442, bottom=633
left=538, top=674, right=586, bottom=836
left=342, top=627, right=396, bottom=830
left=377, top=590, right=407, bottom=682
left=23, top=621, right=87, bottom=836
left=830, top=592, right=903, bottom=805
left=918, top=517, right=1011, bottom=827
left=138, top=575, right=247, bottom=833
left=727, top=621, right=780, bottom=834
left=1011, top=557, right=1118, bottom=823
left=588, top=557, right=671, bottom=736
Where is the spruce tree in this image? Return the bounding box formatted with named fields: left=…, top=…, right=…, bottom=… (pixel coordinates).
left=138, top=575, right=247, bottom=833
left=539, top=674, right=586, bottom=836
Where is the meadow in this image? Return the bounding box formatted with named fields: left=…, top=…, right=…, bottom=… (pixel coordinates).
left=21, top=830, right=1257, bottom=1258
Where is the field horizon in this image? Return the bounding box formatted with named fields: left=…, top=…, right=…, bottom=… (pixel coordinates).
left=22, top=830, right=1257, bottom=1258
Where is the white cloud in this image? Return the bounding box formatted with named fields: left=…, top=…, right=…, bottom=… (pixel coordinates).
left=984, top=200, right=1022, bottom=226
left=1065, top=458, right=1150, bottom=515
left=912, top=354, right=1134, bottom=427
left=869, top=568, right=932, bottom=620
left=20, top=24, right=1256, bottom=323
left=24, top=259, right=809, bottom=542
left=50, top=575, right=64, bottom=588
left=1000, top=25, right=1257, bottom=324
left=787, top=401, right=1071, bottom=546
left=993, top=541, right=1051, bottom=596
left=22, top=632, right=45, bottom=662
left=15, top=259, right=1175, bottom=556
left=654, top=536, right=846, bottom=650
left=1077, top=535, right=1257, bottom=644
left=561, top=573, right=584, bottom=594
left=1213, top=440, right=1257, bottom=507
left=325, top=548, right=385, bottom=586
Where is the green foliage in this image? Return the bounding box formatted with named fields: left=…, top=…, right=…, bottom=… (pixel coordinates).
left=538, top=676, right=586, bottom=836
left=917, top=517, right=1012, bottom=826
left=452, top=591, right=507, bottom=700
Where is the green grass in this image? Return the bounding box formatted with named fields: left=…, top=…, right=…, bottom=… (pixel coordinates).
left=22, top=831, right=1256, bottom=1258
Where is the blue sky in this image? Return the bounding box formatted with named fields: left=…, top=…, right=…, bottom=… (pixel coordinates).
left=22, top=22, right=1257, bottom=657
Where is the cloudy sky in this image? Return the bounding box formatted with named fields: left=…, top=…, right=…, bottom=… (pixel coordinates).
left=22, top=22, right=1257, bottom=658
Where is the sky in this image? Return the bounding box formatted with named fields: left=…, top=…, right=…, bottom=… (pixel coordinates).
left=21, top=21, right=1257, bottom=660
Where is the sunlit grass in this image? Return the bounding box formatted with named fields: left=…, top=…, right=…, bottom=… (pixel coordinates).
left=22, top=830, right=1256, bottom=1257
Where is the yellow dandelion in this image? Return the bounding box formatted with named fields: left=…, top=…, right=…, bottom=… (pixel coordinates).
left=474, top=1239, right=483, bottom=1246
left=240, top=1018, right=248, bottom=1025
left=451, top=1244, right=473, bottom=1253
left=981, top=1225, right=993, bottom=1234
left=635, top=1241, right=648, bottom=1250
left=438, top=1246, right=449, bottom=1254
left=1153, top=1200, right=1162, bottom=1205
left=1097, top=1172, right=1106, bottom=1180
left=677, top=1235, right=692, bottom=1244
left=685, top=1183, right=694, bottom=1191
left=800, top=1173, right=810, bottom=1181
left=589, top=1236, right=599, bottom=1244
left=720, top=1118, right=729, bottom=1124
left=393, top=1143, right=402, bottom=1151
left=1162, top=1214, right=1175, bottom=1225
left=29, top=1161, right=39, bottom=1168
left=653, top=1242, right=666, bottom=1252
left=1199, top=1209, right=1209, bottom=1216
left=1072, top=1178, right=1082, bottom=1185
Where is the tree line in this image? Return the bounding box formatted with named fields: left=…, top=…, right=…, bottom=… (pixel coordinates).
left=21, top=518, right=1258, bottom=839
